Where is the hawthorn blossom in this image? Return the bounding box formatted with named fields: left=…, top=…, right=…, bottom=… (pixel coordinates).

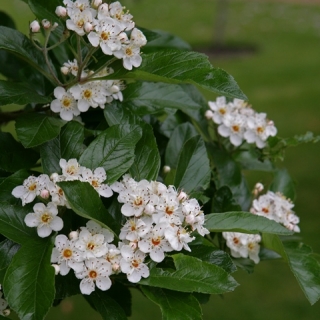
left=59, top=158, right=84, bottom=181
left=24, top=202, right=63, bottom=238
left=113, top=44, right=142, bottom=70
left=83, top=220, right=114, bottom=243
left=0, top=290, right=9, bottom=317
left=164, top=225, right=195, bottom=252
left=109, top=1, right=134, bottom=30
left=66, top=8, right=94, bottom=36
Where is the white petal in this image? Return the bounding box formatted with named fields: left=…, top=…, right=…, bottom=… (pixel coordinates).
left=127, top=270, right=141, bottom=283
left=98, top=185, right=113, bottom=198
left=12, top=185, right=26, bottom=198
left=88, top=32, right=100, bottom=47
left=80, top=278, right=95, bottom=295
left=50, top=216, right=64, bottom=231
left=96, top=276, right=112, bottom=291
left=37, top=225, right=52, bottom=238
left=60, top=109, right=74, bottom=121
left=59, top=261, right=71, bottom=276
left=54, top=87, right=66, bottom=99
left=24, top=213, right=39, bottom=227
left=78, top=99, right=90, bottom=112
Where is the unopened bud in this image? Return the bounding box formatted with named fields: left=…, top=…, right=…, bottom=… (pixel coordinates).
left=50, top=172, right=59, bottom=182
left=61, top=66, right=69, bottom=75
left=112, top=263, right=120, bottom=272
left=163, top=165, right=171, bottom=173
left=118, top=32, right=128, bottom=43
left=178, top=191, right=187, bottom=202
left=40, top=189, right=50, bottom=199
left=84, top=22, right=93, bottom=33
left=205, top=110, right=214, bottom=119
left=144, top=204, right=155, bottom=215
left=268, top=120, right=274, bottom=126
left=55, top=6, right=67, bottom=17
left=30, top=20, right=40, bottom=33
left=92, top=0, right=102, bottom=9
left=253, top=182, right=264, bottom=196
left=52, top=264, right=60, bottom=275
left=129, top=241, right=137, bottom=250
left=98, top=3, right=109, bottom=16
left=52, top=22, right=59, bottom=31
left=42, top=19, right=51, bottom=29
left=3, top=309, right=10, bottom=316
left=185, top=214, right=195, bottom=224
left=69, top=231, right=79, bottom=240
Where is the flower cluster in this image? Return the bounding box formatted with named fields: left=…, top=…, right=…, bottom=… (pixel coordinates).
left=251, top=189, right=300, bottom=233
left=59, top=0, right=146, bottom=70
left=0, top=285, right=9, bottom=317
left=51, top=66, right=125, bottom=121
left=206, top=96, right=277, bottom=148
left=12, top=158, right=113, bottom=237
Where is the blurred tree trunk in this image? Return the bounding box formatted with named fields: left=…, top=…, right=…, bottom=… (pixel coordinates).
left=213, top=0, right=229, bottom=48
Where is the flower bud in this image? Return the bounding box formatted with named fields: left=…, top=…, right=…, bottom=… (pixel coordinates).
left=205, top=110, right=214, bottom=119
left=163, top=165, right=171, bottom=173
left=30, top=20, right=40, bottom=33
left=52, top=264, right=60, bottom=275
left=178, top=191, right=187, bottom=202
left=253, top=182, right=264, bottom=196
left=129, top=241, right=137, bottom=250
left=185, top=214, right=195, bottom=224
left=91, top=0, right=102, bottom=9
left=69, top=231, right=79, bottom=240
left=50, top=172, right=59, bottom=182
left=2, top=309, right=10, bottom=317
left=61, top=66, right=69, bottom=75
left=52, top=22, right=59, bottom=31
left=40, top=189, right=50, bottom=199
left=55, top=6, right=67, bottom=17
left=112, top=263, right=120, bottom=272
left=42, top=19, right=51, bottom=29
left=84, top=22, right=93, bottom=33
left=144, top=204, right=155, bottom=215
left=98, top=3, right=109, bottom=16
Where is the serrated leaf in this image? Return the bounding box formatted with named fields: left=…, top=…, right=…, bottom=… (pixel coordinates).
left=173, top=135, right=211, bottom=193
left=107, top=49, right=246, bottom=99
left=0, top=80, right=50, bottom=106
left=0, top=132, right=39, bottom=172
left=3, top=237, right=55, bottom=320
left=263, top=234, right=320, bottom=305
left=79, top=124, right=142, bottom=183
left=139, top=253, right=238, bottom=294
left=205, top=211, right=293, bottom=235
left=0, top=203, right=37, bottom=244
left=85, top=289, right=127, bottom=320
left=285, top=131, right=320, bottom=147
left=165, top=123, right=198, bottom=168
left=58, top=181, right=120, bottom=237
left=0, top=239, right=20, bottom=283
left=270, top=168, right=296, bottom=200
left=0, top=170, right=30, bottom=205
left=15, top=113, right=66, bottom=148
left=123, top=82, right=201, bottom=116
left=141, top=286, right=202, bottom=320
left=40, top=121, right=85, bottom=175
left=0, top=26, right=54, bottom=80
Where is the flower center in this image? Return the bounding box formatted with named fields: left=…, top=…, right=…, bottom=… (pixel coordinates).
left=165, top=206, right=174, bottom=215
left=91, top=180, right=99, bottom=188
left=134, top=197, right=143, bottom=207
left=66, top=165, right=77, bottom=175
left=62, top=97, right=72, bottom=108
left=87, top=242, right=95, bottom=250
left=89, top=270, right=97, bottom=279
left=28, top=183, right=37, bottom=191
left=41, top=213, right=51, bottom=223
left=248, top=243, right=255, bottom=250
left=132, top=259, right=139, bottom=268
left=233, top=237, right=239, bottom=245
left=101, top=31, right=110, bottom=41
left=152, top=237, right=161, bottom=246
left=63, top=249, right=73, bottom=258
left=58, top=188, right=64, bottom=196
left=219, top=108, right=226, bottom=115
left=125, top=47, right=133, bottom=56
left=256, top=126, right=264, bottom=134
left=262, top=207, right=269, bottom=214
left=77, top=19, right=85, bottom=28
left=232, top=125, right=240, bottom=133
left=83, top=89, right=92, bottom=99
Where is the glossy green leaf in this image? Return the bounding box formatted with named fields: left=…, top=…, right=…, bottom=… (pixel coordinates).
left=0, top=239, right=20, bottom=283
left=141, top=286, right=202, bottom=320
left=0, top=170, right=30, bottom=205
left=85, top=289, right=127, bottom=320
left=139, top=253, right=238, bottom=294
left=165, top=123, right=198, bottom=168
left=3, top=236, right=55, bottom=320
left=54, top=272, right=81, bottom=300
left=234, top=149, right=274, bottom=171
left=173, top=135, right=211, bottom=193
left=205, top=212, right=293, bottom=235
left=40, top=121, right=85, bottom=175
left=270, top=168, right=296, bottom=200
left=0, top=203, right=37, bottom=244
left=263, top=234, right=320, bottom=305
left=79, top=124, right=142, bottom=183
left=0, top=26, right=53, bottom=79
left=123, top=82, right=201, bottom=116
left=15, top=113, right=66, bottom=148
left=0, top=133, right=39, bottom=173
left=0, top=80, right=50, bottom=106
left=233, top=258, right=255, bottom=274
left=207, top=145, right=251, bottom=210
left=211, top=186, right=242, bottom=213
left=58, top=181, right=120, bottom=237
left=107, top=49, right=246, bottom=100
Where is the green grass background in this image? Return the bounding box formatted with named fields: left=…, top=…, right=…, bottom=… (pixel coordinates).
left=1, top=0, right=320, bottom=319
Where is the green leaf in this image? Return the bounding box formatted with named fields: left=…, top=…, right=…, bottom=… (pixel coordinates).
left=262, top=234, right=320, bottom=305
left=0, top=203, right=37, bottom=244
left=285, top=131, right=320, bottom=147
left=0, top=80, right=50, bottom=106
left=54, top=272, right=81, bottom=300
left=270, top=168, right=296, bottom=200
left=139, top=253, right=238, bottom=294
left=173, top=135, right=211, bottom=193
left=158, top=112, right=185, bottom=138
left=211, top=186, right=242, bottom=213
left=0, top=133, right=39, bottom=173
left=85, top=289, right=127, bottom=320
left=232, top=258, right=255, bottom=274
left=186, top=244, right=236, bottom=273
left=234, top=149, right=274, bottom=171
left=0, top=26, right=54, bottom=80
left=0, top=170, right=30, bottom=205
left=40, top=121, right=85, bottom=175
left=0, top=239, right=20, bottom=283
left=107, top=49, right=246, bottom=100
left=15, top=113, right=66, bottom=148
left=79, top=124, right=142, bottom=183
left=123, top=82, right=201, bottom=116
left=207, top=145, right=251, bottom=210
left=205, top=212, right=293, bottom=235
left=3, top=237, right=55, bottom=320
left=165, top=123, right=198, bottom=169
left=141, top=286, right=202, bottom=320
left=58, top=181, right=120, bottom=237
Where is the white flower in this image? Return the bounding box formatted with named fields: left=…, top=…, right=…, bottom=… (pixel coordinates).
left=120, top=245, right=149, bottom=283
left=120, top=217, right=152, bottom=242
left=59, top=158, right=84, bottom=181
left=84, top=220, right=114, bottom=243
left=113, top=44, right=142, bottom=70
left=218, top=113, right=246, bottom=146
left=24, top=202, right=63, bottom=238
left=130, top=28, right=147, bottom=47
left=12, top=174, right=50, bottom=206
left=103, top=244, right=122, bottom=273
left=76, top=258, right=112, bottom=295
left=164, top=225, right=195, bottom=252
left=50, top=87, right=80, bottom=121
left=30, top=20, right=40, bottom=32
left=66, top=8, right=94, bottom=36
left=208, top=96, right=231, bottom=124
left=109, top=1, right=134, bottom=31
left=61, top=59, right=79, bottom=77
left=51, top=234, right=85, bottom=275
left=41, top=19, right=51, bottom=29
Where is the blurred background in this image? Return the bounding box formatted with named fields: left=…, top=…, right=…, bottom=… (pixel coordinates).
left=1, top=0, right=320, bottom=319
